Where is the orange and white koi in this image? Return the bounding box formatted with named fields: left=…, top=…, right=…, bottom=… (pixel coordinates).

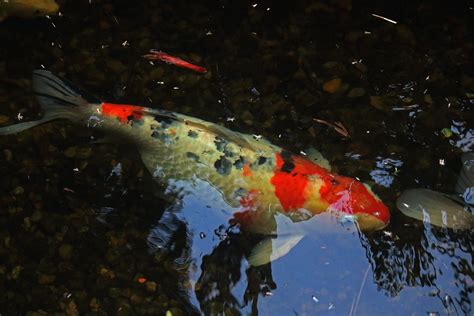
left=143, top=50, right=207, bottom=74
left=0, top=70, right=390, bottom=264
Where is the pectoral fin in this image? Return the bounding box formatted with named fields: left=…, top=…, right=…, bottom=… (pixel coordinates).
left=248, top=234, right=304, bottom=267
left=396, top=188, right=474, bottom=229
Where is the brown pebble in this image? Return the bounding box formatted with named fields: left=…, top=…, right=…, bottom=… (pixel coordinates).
left=347, top=87, right=366, bottom=98
left=89, top=297, right=100, bottom=311
left=38, top=273, right=56, bottom=285
left=145, top=281, right=157, bottom=292
left=0, top=115, right=10, bottom=125
left=59, top=243, right=74, bottom=260
left=130, top=293, right=143, bottom=305
left=13, top=186, right=24, bottom=195
left=3, top=149, right=12, bottom=161
left=323, top=78, right=342, bottom=93
left=369, top=96, right=387, bottom=110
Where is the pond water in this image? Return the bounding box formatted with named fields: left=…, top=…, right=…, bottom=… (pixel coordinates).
left=0, top=0, right=472, bottom=315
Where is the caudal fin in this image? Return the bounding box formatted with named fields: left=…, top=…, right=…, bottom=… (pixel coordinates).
left=0, top=70, right=98, bottom=135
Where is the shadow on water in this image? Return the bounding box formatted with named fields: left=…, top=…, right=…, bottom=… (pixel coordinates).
left=0, top=0, right=472, bottom=315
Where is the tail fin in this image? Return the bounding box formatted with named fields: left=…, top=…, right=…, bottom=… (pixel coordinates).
left=0, top=70, right=99, bottom=135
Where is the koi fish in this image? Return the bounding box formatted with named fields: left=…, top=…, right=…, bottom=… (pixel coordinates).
left=0, top=0, right=59, bottom=21
left=0, top=70, right=390, bottom=265
left=143, top=50, right=208, bottom=74
left=397, top=152, right=474, bottom=229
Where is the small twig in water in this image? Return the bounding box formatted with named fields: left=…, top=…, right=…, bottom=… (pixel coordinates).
left=349, top=264, right=371, bottom=316
left=313, top=118, right=350, bottom=138
left=371, top=13, right=398, bottom=24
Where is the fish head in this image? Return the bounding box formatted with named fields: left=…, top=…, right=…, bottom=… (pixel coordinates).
left=321, top=175, right=390, bottom=231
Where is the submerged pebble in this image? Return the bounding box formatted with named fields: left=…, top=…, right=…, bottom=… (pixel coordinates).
left=0, top=115, right=10, bottom=124
left=3, top=148, right=12, bottom=161
left=37, top=273, right=56, bottom=285
left=58, top=243, right=74, bottom=260
left=323, top=78, right=342, bottom=93
left=347, top=87, right=366, bottom=98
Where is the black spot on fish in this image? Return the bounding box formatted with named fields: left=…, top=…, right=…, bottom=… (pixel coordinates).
left=234, top=156, right=245, bottom=169
left=202, top=150, right=214, bottom=155
left=233, top=187, right=247, bottom=198
left=281, top=161, right=295, bottom=173
left=330, top=178, right=339, bottom=186
left=187, top=130, right=199, bottom=138
left=186, top=152, right=200, bottom=162
left=280, top=150, right=295, bottom=173
left=258, top=156, right=267, bottom=165
left=224, top=148, right=234, bottom=158
left=156, top=117, right=173, bottom=129
left=151, top=131, right=171, bottom=145
left=214, top=155, right=232, bottom=175
left=131, top=118, right=144, bottom=127
left=214, top=137, right=228, bottom=152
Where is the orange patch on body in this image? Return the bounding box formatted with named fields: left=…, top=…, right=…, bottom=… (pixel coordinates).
left=232, top=189, right=261, bottom=229
left=239, top=189, right=259, bottom=209
left=168, top=128, right=176, bottom=135
left=101, top=103, right=143, bottom=123
left=271, top=153, right=330, bottom=211
left=243, top=164, right=252, bottom=177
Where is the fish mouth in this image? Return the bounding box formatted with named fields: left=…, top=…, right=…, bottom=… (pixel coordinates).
left=353, top=213, right=388, bottom=231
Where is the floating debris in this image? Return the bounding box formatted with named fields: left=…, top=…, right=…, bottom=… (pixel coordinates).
left=313, top=118, right=350, bottom=138
left=441, top=128, right=453, bottom=138
left=371, top=13, right=398, bottom=24
left=143, top=50, right=207, bottom=73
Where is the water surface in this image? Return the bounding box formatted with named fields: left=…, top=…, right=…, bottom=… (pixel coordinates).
left=0, top=0, right=472, bottom=315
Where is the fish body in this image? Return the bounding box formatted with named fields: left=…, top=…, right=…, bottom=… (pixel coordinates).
left=71, top=100, right=389, bottom=232
left=0, top=0, right=59, bottom=21
left=0, top=70, right=390, bottom=263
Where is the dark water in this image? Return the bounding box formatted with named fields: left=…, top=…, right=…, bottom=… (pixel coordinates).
left=0, top=0, right=473, bottom=315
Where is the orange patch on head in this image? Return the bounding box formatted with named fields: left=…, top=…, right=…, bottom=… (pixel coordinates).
left=317, top=172, right=390, bottom=225
left=101, top=103, right=143, bottom=123
left=270, top=151, right=390, bottom=225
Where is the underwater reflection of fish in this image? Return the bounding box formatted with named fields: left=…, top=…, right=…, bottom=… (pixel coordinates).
left=0, top=0, right=59, bottom=21
left=0, top=70, right=391, bottom=265
left=397, top=152, right=474, bottom=229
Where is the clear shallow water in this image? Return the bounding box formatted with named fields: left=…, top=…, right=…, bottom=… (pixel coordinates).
left=0, top=0, right=472, bottom=315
